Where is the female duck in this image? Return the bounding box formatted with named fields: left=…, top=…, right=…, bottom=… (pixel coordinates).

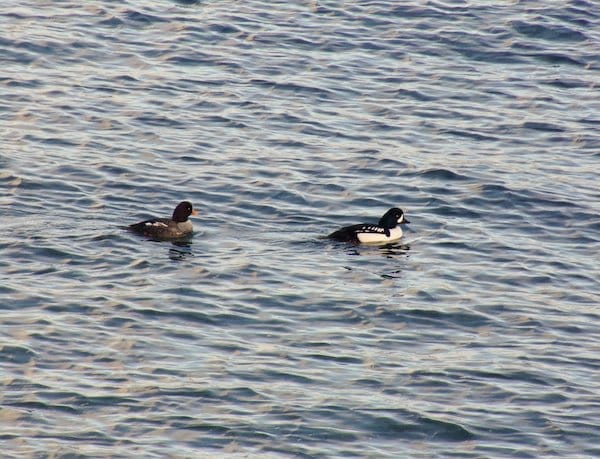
left=328, top=207, right=409, bottom=244
left=128, top=201, right=198, bottom=240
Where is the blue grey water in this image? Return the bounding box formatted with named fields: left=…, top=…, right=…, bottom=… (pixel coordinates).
left=1, top=1, right=599, bottom=457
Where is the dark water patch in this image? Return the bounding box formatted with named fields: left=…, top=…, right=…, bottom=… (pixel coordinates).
left=208, top=23, right=240, bottom=35
left=7, top=400, right=80, bottom=414
left=42, top=430, right=117, bottom=445
left=0, top=345, right=37, bottom=364
left=265, top=137, right=314, bottom=149
left=304, top=353, right=364, bottom=365
left=441, top=128, right=500, bottom=142
left=17, top=38, right=72, bottom=56
left=0, top=285, right=18, bottom=296
left=113, top=74, right=139, bottom=84
left=0, top=292, right=51, bottom=310
left=215, top=312, right=292, bottom=332
left=367, top=119, right=403, bottom=133
left=249, top=78, right=338, bottom=101
left=474, top=184, right=557, bottom=211
left=353, top=378, right=384, bottom=389
left=3, top=77, right=43, bottom=88
left=315, top=38, right=359, bottom=54
left=23, top=245, right=85, bottom=264
left=263, top=111, right=314, bottom=127
left=359, top=409, right=473, bottom=441
left=578, top=117, right=600, bottom=128
left=135, top=114, right=184, bottom=128
left=79, top=394, right=140, bottom=408
left=132, top=307, right=217, bottom=326
left=521, top=121, right=566, bottom=132
left=527, top=52, right=584, bottom=67
left=457, top=368, right=557, bottom=387
left=239, top=419, right=360, bottom=446
left=578, top=217, right=600, bottom=234
left=396, top=87, right=438, bottom=102
left=203, top=115, right=248, bottom=129
left=176, top=422, right=232, bottom=435
left=417, top=168, right=472, bottom=182
left=229, top=202, right=283, bottom=222
left=52, top=164, right=105, bottom=182
left=98, top=15, right=125, bottom=27
left=514, top=391, right=570, bottom=404
left=122, top=9, right=166, bottom=25
left=97, top=163, right=134, bottom=177
left=44, top=302, right=100, bottom=315
left=376, top=307, right=493, bottom=330
left=174, top=0, right=203, bottom=5
left=165, top=53, right=216, bottom=67
left=457, top=48, right=527, bottom=65
left=428, top=204, right=481, bottom=219
left=391, top=4, right=464, bottom=20
left=270, top=189, right=310, bottom=207
left=3, top=378, right=50, bottom=396
left=207, top=341, right=249, bottom=354
left=249, top=369, right=318, bottom=385
left=422, top=308, right=491, bottom=328
left=511, top=20, right=588, bottom=42
left=22, top=134, right=80, bottom=148
left=178, top=155, right=216, bottom=164
left=302, top=124, right=360, bottom=140
left=372, top=156, right=409, bottom=171
left=541, top=77, right=589, bottom=89
left=149, top=386, right=259, bottom=401
left=79, top=81, right=131, bottom=95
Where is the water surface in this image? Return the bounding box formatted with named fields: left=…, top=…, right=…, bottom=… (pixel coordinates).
left=1, top=1, right=599, bottom=457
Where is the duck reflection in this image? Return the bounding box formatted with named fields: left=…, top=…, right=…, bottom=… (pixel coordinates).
left=379, top=242, right=410, bottom=258
left=346, top=242, right=410, bottom=258
left=168, top=239, right=194, bottom=261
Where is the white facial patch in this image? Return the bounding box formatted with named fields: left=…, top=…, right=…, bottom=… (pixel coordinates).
left=398, top=214, right=404, bottom=223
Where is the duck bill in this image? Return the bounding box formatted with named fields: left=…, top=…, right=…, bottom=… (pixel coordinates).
left=401, top=218, right=410, bottom=224
left=191, top=209, right=199, bottom=216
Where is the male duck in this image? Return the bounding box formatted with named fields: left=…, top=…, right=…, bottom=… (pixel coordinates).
left=328, top=207, right=409, bottom=244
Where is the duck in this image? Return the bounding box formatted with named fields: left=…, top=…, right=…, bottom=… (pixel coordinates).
left=328, top=207, right=409, bottom=244
left=128, top=201, right=198, bottom=240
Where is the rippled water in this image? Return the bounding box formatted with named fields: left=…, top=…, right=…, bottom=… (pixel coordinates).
left=2, top=1, right=599, bottom=457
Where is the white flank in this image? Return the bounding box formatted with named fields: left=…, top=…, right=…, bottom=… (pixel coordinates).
left=357, top=226, right=403, bottom=244
left=146, top=221, right=168, bottom=228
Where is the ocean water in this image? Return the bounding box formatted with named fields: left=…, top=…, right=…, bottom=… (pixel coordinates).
left=1, top=1, right=599, bottom=457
